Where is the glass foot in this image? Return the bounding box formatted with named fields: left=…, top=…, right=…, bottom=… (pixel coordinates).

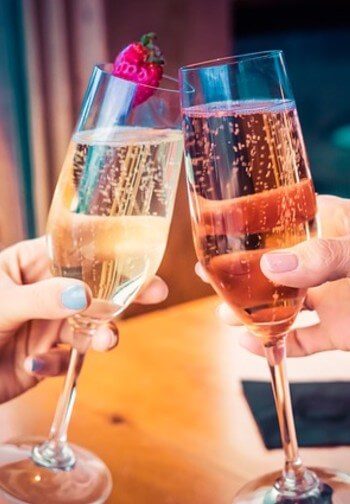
left=233, top=467, right=350, bottom=503
left=0, top=437, right=112, bottom=503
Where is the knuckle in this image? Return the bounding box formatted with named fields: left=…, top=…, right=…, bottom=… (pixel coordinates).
left=299, top=239, right=334, bottom=271
left=337, top=239, right=350, bottom=276
left=333, top=205, right=350, bottom=236
left=309, top=238, right=350, bottom=277
left=31, top=287, right=50, bottom=311
left=314, top=239, right=336, bottom=265
left=339, top=204, right=350, bottom=235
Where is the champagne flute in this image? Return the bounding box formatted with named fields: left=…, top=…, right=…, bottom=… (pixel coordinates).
left=0, top=65, right=182, bottom=503
left=180, top=51, right=350, bottom=503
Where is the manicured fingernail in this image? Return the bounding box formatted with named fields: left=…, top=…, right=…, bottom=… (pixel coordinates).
left=261, top=252, right=299, bottom=273
left=92, top=328, right=117, bottom=351
left=107, top=329, right=118, bottom=349
left=144, top=280, right=168, bottom=303
left=24, top=357, right=44, bottom=373
left=195, top=262, right=204, bottom=277
left=61, top=285, right=87, bottom=310
left=100, top=328, right=115, bottom=349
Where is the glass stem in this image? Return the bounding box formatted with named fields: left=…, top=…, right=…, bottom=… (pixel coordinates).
left=32, top=327, right=91, bottom=471
left=48, top=347, right=84, bottom=445
left=264, top=336, right=319, bottom=497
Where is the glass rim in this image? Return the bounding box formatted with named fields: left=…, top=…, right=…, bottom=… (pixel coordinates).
left=95, top=63, right=180, bottom=93
left=180, top=50, right=284, bottom=72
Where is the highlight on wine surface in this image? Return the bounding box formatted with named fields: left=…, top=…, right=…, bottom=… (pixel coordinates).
left=183, top=98, right=317, bottom=341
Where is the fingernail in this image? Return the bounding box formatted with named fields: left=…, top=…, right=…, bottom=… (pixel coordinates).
left=145, top=280, right=168, bottom=303
left=158, top=282, right=169, bottom=301
left=23, top=357, right=44, bottom=373
left=261, top=252, right=299, bottom=273
left=101, top=328, right=116, bottom=349
left=107, top=330, right=118, bottom=349
left=61, top=285, right=87, bottom=310
left=195, top=262, right=203, bottom=277
left=92, top=327, right=117, bottom=352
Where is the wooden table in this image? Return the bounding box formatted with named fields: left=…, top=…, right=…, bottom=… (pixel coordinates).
left=1, top=296, right=350, bottom=503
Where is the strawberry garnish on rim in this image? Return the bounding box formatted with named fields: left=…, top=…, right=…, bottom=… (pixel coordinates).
left=112, top=32, right=165, bottom=106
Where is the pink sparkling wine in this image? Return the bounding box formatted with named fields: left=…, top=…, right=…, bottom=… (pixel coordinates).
left=183, top=100, right=318, bottom=342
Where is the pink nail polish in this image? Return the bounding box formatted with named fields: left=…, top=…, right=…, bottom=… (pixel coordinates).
left=262, top=252, right=299, bottom=273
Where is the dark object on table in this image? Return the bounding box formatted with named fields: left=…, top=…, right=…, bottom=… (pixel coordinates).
left=242, top=380, right=350, bottom=449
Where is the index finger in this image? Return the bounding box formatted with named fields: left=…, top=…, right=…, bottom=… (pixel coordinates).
left=1, top=237, right=51, bottom=284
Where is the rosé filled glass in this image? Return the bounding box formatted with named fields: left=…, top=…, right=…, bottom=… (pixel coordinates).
left=180, top=51, right=350, bottom=503
left=184, top=99, right=317, bottom=342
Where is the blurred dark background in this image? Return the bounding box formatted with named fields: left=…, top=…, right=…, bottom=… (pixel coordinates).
left=1, top=0, right=350, bottom=313
left=234, top=0, right=350, bottom=197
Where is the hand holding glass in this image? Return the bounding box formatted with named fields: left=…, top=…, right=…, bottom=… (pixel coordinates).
left=180, top=51, right=350, bottom=503
left=0, top=65, right=182, bottom=504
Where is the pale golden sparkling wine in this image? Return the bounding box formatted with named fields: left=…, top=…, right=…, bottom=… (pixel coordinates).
left=47, top=126, right=183, bottom=321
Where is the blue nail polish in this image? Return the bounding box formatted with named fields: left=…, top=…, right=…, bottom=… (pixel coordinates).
left=61, top=285, right=87, bottom=311
left=31, top=359, right=44, bottom=372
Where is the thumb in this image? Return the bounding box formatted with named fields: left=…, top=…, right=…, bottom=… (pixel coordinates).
left=0, top=278, right=91, bottom=329
left=260, top=237, right=350, bottom=288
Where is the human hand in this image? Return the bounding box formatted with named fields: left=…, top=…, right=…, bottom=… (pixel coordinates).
left=196, top=195, right=350, bottom=357
left=0, top=237, right=168, bottom=403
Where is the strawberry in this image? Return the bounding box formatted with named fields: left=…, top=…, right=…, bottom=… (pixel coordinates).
left=112, top=32, right=164, bottom=106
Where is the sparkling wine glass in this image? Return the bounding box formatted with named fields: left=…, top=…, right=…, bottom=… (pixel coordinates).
left=0, top=65, right=182, bottom=503
left=180, top=51, right=350, bottom=503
